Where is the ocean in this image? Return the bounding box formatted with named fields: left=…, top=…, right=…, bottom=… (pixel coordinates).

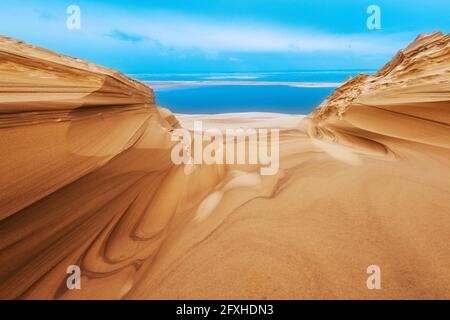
left=132, top=71, right=374, bottom=114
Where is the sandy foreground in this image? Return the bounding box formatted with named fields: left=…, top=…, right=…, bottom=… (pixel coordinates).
left=0, top=32, right=449, bottom=299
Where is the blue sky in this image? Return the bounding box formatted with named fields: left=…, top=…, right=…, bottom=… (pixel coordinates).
left=0, top=0, right=448, bottom=73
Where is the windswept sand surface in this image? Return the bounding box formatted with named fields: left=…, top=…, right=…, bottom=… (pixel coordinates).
left=0, top=32, right=449, bottom=299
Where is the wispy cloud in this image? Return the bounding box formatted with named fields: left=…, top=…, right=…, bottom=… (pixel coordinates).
left=107, top=29, right=150, bottom=44
left=105, top=14, right=410, bottom=55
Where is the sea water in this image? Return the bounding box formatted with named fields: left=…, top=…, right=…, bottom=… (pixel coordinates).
left=132, top=71, right=374, bottom=114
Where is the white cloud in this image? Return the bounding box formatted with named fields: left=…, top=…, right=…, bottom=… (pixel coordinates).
left=108, top=13, right=410, bottom=55
left=0, top=6, right=411, bottom=57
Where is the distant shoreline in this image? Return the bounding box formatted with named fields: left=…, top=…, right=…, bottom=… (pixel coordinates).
left=146, top=80, right=342, bottom=89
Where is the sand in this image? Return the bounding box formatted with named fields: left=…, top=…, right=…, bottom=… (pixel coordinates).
left=0, top=32, right=449, bottom=299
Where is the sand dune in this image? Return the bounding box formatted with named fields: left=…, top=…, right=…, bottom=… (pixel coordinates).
left=0, top=32, right=449, bottom=299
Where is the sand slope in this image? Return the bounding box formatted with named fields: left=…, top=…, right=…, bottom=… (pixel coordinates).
left=0, top=32, right=449, bottom=299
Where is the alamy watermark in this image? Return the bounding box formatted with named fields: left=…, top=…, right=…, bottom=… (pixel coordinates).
left=171, top=121, right=280, bottom=176
left=66, top=5, right=81, bottom=30
left=66, top=265, right=81, bottom=290
left=367, top=265, right=381, bottom=289
left=366, top=5, right=381, bottom=30
left=64, top=5, right=380, bottom=32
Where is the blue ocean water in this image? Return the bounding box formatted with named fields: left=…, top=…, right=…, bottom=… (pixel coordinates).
left=154, top=85, right=335, bottom=114
left=132, top=71, right=374, bottom=114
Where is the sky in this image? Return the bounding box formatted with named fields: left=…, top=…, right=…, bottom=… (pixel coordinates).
left=0, top=0, right=448, bottom=73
